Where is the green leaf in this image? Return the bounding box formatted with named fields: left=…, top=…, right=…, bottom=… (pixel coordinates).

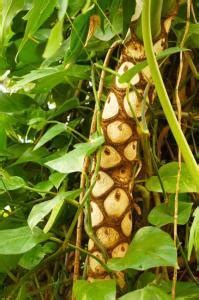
left=17, top=0, right=57, bottom=55
left=43, top=197, right=65, bottom=233
left=119, top=285, right=170, bottom=300
left=73, top=280, right=116, bottom=300
left=28, top=190, right=80, bottom=229
left=146, top=162, right=199, bottom=193
left=0, top=255, right=21, bottom=273
left=49, top=172, right=66, bottom=189
left=0, top=175, right=25, bottom=191
left=49, top=97, right=80, bottom=119
left=0, top=92, right=36, bottom=114
left=33, top=180, right=54, bottom=196
left=0, top=129, right=7, bottom=151
left=175, top=281, right=199, bottom=299
left=148, top=196, right=192, bottom=227
left=94, top=20, right=115, bottom=42
left=122, top=0, right=136, bottom=37
left=188, top=207, right=199, bottom=261
left=19, top=242, right=55, bottom=270
left=11, top=65, right=90, bottom=93
left=135, top=272, right=156, bottom=289
left=107, top=227, right=177, bottom=271
left=43, top=19, right=64, bottom=59
left=34, top=123, right=66, bottom=150
left=0, top=0, right=25, bottom=47
left=58, top=0, right=68, bottom=20
left=13, top=146, right=49, bottom=166
left=119, top=47, right=189, bottom=83
left=68, top=0, right=86, bottom=16
left=0, top=226, right=50, bottom=255
left=16, top=285, right=27, bottom=300
left=65, top=8, right=93, bottom=63
left=45, top=134, right=104, bottom=173
left=186, top=23, right=199, bottom=48
left=174, top=21, right=199, bottom=49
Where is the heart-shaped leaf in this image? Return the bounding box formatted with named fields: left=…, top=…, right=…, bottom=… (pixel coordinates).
left=45, top=134, right=104, bottom=173
left=146, top=162, right=199, bottom=193
left=107, top=227, right=177, bottom=271
left=148, top=196, right=192, bottom=227
left=0, top=226, right=50, bottom=255
left=73, top=280, right=116, bottom=300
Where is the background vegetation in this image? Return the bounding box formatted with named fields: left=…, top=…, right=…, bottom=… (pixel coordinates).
left=0, top=0, right=199, bottom=299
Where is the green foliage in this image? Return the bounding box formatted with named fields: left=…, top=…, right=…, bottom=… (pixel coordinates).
left=0, top=0, right=198, bottom=298
left=148, top=195, right=192, bottom=227
left=119, top=285, right=170, bottom=300
left=73, top=280, right=116, bottom=300
left=146, top=162, right=199, bottom=193
left=45, top=134, right=104, bottom=173
left=188, top=207, right=199, bottom=262
left=34, top=123, right=66, bottom=150
left=28, top=190, right=81, bottom=229
left=0, top=0, right=25, bottom=49
left=18, top=242, right=56, bottom=270
left=0, top=226, right=51, bottom=255
left=108, top=227, right=177, bottom=271
left=17, top=0, right=57, bottom=56
left=119, top=47, right=188, bottom=84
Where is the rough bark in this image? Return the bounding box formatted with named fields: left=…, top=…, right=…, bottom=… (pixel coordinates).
left=86, top=9, right=177, bottom=286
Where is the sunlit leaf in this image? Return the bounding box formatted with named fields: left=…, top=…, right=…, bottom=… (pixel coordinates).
left=188, top=207, right=199, bottom=261
left=28, top=189, right=81, bottom=229
left=65, top=8, right=93, bottom=63
left=45, top=135, right=104, bottom=173
left=10, top=65, right=90, bottom=93
left=0, top=175, right=25, bottom=191
left=0, top=226, right=51, bottom=255
left=49, top=172, right=66, bottom=189
left=43, top=198, right=65, bottom=233
left=119, top=285, right=170, bottom=300
left=34, top=123, right=66, bottom=150
left=119, top=47, right=189, bottom=83
left=73, top=280, right=116, bottom=300
left=146, top=162, right=199, bottom=193
left=43, top=19, right=64, bottom=59
left=17, top=0, right=57, bottom=55
left=148, top=196, right=192, bottom=227
left=33, top=180, right=54, bottom=196
left=0, top=0, right=25, bottom=47
left=107, top=227, right=177, bottom=271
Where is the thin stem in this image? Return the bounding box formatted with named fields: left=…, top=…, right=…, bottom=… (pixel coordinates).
left=185, top=53, right=199, bottom=80
left=91, top=66, right=101, bottom=135
left=142, top=0, right=199, bottom=189
left=177, top=237, right=199, bottom=286
left=68, top=243, right=111, bottom=273
left=173, top=3, right=190, bottom=297
left=94, top=63, right=118, bottom=76
left=6, top=270, right=18, bottom=283
left=65, top=149, right=101, bottom=242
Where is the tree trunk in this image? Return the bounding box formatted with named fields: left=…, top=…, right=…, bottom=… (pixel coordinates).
left=87, top=1, right=178, bottom=286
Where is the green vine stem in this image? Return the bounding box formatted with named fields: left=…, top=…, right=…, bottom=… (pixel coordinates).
left=142, top=0, right=199, bottom=189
